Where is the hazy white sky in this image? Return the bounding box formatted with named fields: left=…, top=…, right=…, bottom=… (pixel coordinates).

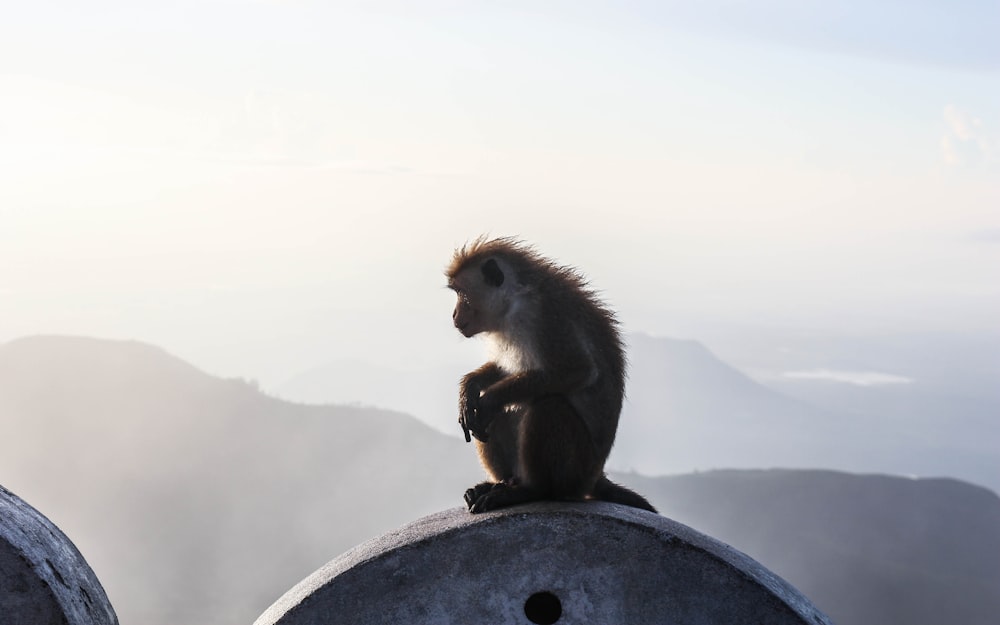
left=2, top=1, right=997, bottom=380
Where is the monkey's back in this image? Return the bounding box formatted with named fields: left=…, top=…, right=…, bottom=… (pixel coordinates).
left=532, top=266, right=627, bottom=460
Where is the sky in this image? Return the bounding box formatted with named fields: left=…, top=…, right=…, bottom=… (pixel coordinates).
left=1, top=0, right=997, bottom=383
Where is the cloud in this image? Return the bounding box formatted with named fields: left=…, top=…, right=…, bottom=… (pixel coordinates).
left=941, top=104, right=994, bottom=167
left=944, top=105, right=979, bottom=141
left=782, top=369, right=914, bottom=387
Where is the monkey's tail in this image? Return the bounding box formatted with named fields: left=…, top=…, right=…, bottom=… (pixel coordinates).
left=591, top=475, right=658, bottom=513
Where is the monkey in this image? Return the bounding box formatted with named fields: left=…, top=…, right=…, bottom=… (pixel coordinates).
left=446, top=236, right=657, bottom=514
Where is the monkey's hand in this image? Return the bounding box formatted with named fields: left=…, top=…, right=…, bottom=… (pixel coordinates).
left=459, top=364, right=505, bottom=443
left=460, top=388, right=498, bottom=443
left=467, top=390, right=503, bottom=441
left=459, top=386, right=488, bottom=443
left=468, top=411, right=492, bottom=442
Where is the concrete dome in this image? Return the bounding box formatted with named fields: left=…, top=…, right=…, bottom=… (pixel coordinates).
left=256, top=502, right=832, bottom=625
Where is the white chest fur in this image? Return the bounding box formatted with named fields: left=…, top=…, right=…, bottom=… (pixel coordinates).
left=485, top=331, right=542, bottom=374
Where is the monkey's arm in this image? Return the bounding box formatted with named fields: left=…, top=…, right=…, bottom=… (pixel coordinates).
left=478, top=362, right=595, bottom=413
left=459, top=362, right=505, bottom=442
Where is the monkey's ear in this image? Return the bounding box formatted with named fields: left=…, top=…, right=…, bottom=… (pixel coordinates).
left=481, top=258, right=505, bottom=287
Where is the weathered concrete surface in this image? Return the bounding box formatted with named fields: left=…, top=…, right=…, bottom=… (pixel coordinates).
left=256, top=502, right=833, bottom=625
left=0, top=485, right=118, bottom=625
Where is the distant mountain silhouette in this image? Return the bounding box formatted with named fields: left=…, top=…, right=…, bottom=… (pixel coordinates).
left=2, top=335, right=998, bottom=625
left=0, top=335, right=478, bottom=625
left=615, top=334, right=846, bottom=473
left=623, top=469, right=1000, bottom=625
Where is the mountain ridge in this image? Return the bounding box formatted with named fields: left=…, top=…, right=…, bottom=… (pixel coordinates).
left=1, top=334, right=998, bottom=625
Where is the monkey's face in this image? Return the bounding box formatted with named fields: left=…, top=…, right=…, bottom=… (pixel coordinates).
left=451, top=288, right=482, bottom=338
left=448, top=258, right=509, bottom=338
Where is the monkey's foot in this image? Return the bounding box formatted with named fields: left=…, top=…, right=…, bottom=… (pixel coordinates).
left=468, top=484, right=540, bottom=514
left=464, top=481, right=500, bottom=510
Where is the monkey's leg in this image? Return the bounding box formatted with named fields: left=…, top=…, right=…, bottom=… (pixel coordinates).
left=464, top=411, right=521, bottom=511
left=470, top=396, right=601, bottom=513
left=521, top=395, right=602, bottom=501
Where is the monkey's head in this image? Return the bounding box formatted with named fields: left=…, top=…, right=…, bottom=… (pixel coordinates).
left=447, top=257, right=514, bottom=338
left=446, top=238, right=529, bottom=338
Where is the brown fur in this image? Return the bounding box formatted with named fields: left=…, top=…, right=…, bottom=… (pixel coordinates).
left=446, top=236, right=656, bottom=513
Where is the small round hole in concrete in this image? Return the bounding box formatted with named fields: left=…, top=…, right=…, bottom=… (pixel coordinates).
left=524, top=591, right=562, bottom=624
